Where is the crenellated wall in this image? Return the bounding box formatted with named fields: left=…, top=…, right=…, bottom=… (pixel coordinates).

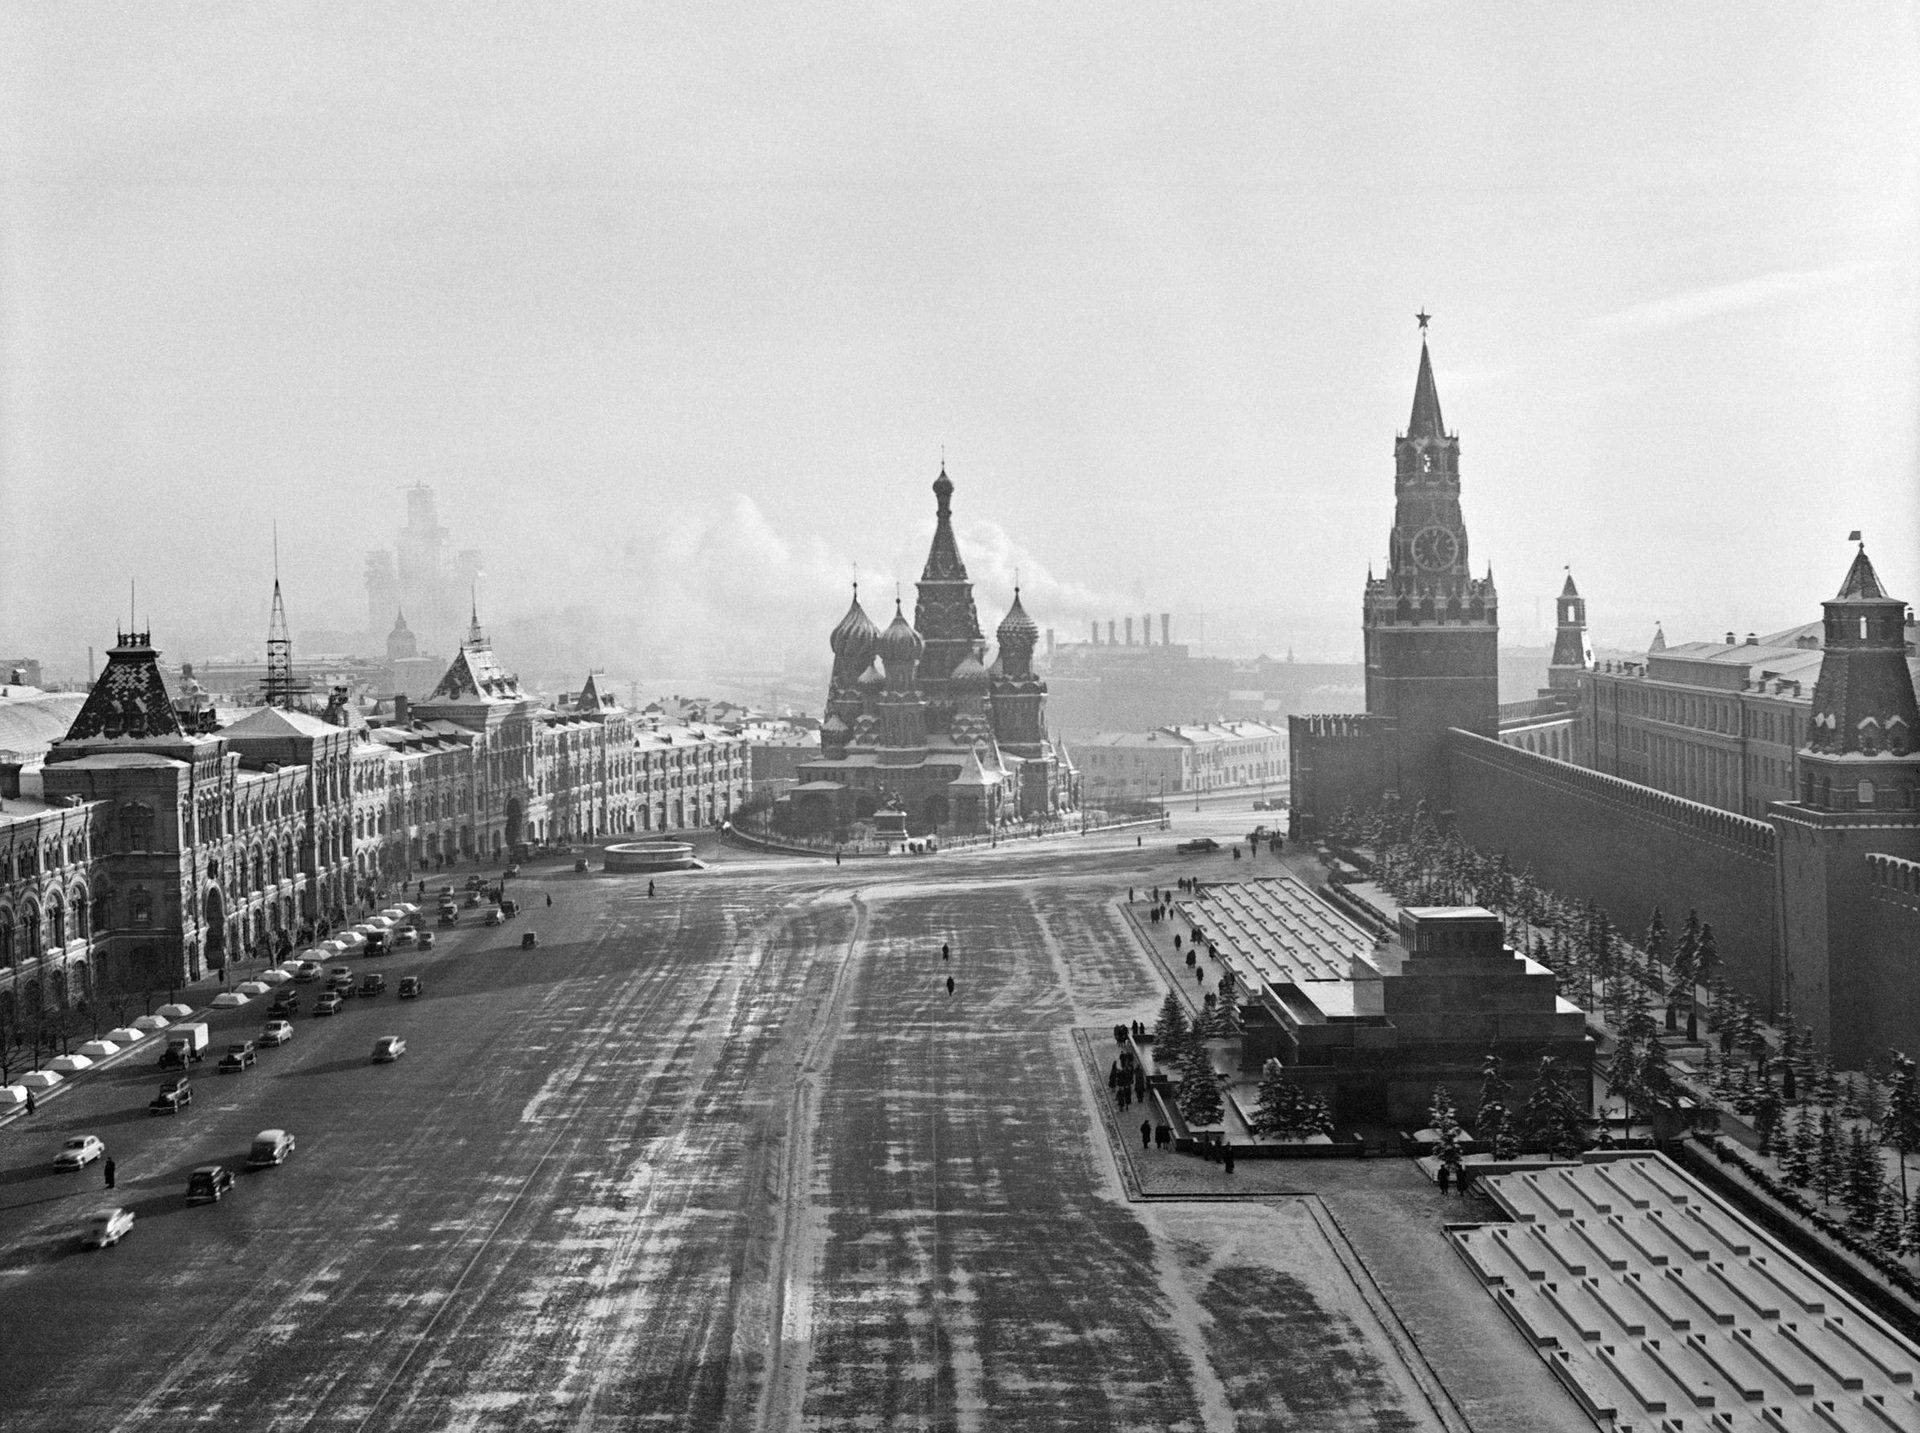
left=1447, top=729, right=1781, bottom=1013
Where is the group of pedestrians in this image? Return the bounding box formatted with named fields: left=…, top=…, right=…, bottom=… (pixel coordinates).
left=941, top=940, right=955, bottom=996
left=1435, top=1162, right=1476, bottom=1197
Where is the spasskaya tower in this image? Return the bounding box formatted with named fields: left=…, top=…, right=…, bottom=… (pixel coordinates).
left=1362, top=320, right=1500, bottom=809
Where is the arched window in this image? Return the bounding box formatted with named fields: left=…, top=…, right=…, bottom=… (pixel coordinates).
left=119, top=802, right=154, bottom=852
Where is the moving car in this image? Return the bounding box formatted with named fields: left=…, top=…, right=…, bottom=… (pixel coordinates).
left=463, top=891, right=482, bottom=907
left=484, top=908, right=504, bottom=927
left=438, top=910, right=458, bottom=927
left=503, top=864, right=520, bottom=878
left=54, top=1135, right=106, bottom=1169
left=464, top=876, right=485, bottom=891
left=149, top=1076, right=192, bottom=1114
left=391, top=927, right=418, bottom=948
left=371, top=1036, right=407, bottom=1063
left=1176, top=837, right=1221, bottom=854
left=312, top=992, right=343, bottom=1017
left=247, top=1129, right=297, bottom=1168
left=259, top=1020, right=294, bottom=1047
left=218, top=1042, right=256, bottom=1074
left=82, top=1208, right=135, bottom=1249
left=397, top=975, right=422, bottom=999
left=358, top=973, right=386, bottom=998
left=500, top=898, right=519, bottom=917
left=521, top=931, right=538, bottom=948
left=270, top=993, right=300, bottom=1018
left=417, top=930, right=435, bottom=948
left=185, top=1165, right=235, bottom=1204
left=574, top=859, right=589, bottom=873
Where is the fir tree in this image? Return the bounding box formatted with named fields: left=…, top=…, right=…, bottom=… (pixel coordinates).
left=1253, top=1059, right=1308, bottom=1140
left=1883, top=1052, right=1920, bottom=1208
left=1643, top=907, right=1669, bottom=983
left=1153, top=990, right=1190, bottom=1068
left=1842, top=1125, right=1885, bottom=1230
left=1477, top=1053, right=1515, bottom=1159
left=1304, top=1091, right=1336, bottom=1140
left=1176, top=1038, right=1224, bottom=1128
left=1515, top=1056, right=1589, bottom=1158
left=1814, top=1112, right=1844, bottom=1205
left=1214, top=969, right=1243, bottom=1034
left=1874, top=1190, right=1907, bottom=1256
left=1904, top=1183, right=1920, bottom=1258
left=1782, top=1105, right=1816, bottom=1187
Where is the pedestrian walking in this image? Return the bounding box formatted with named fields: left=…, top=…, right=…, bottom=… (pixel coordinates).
left=1195, top=967, right=1203, bottom=984
left=1223, top=1146, right=1235, bottom=1176
left=835, top=852, right=842, bottom=866
left=1436, top=1163, right=1453, bottom=1196
left=942, top=942, right=950, bottom=961
left=545, top=893, right=553, bottom=907
left=945, top=975, right=955, bottom=996
left=1457, top=1165, right=1474, bottom=1198
left=648, top=880, right=655, bottom=898
left=1134, top=1070, right=1147, bottom=1101
left=24, top=1089, right=35, bottom=1116
left=1140, top=1119, right=1152, bottom=1151
left=104, top=1157, right=116, bottom=1190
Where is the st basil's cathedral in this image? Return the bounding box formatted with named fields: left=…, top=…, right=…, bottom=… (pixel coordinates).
left=781, top=467, right=1075, bottom=838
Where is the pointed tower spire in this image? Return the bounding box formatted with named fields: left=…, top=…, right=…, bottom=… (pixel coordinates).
left=467, top=584, right=485, bottom=647
left=1407, top=337, right=1446, bottom=439
left=914, top=460, right=983, bottom=682
left=1549, top=566, right=1593, bottom=692
left=264, top=535, right=296, bottom=708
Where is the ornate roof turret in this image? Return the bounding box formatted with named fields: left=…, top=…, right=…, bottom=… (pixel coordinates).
left=830, top=584, right=880, bottom=678
left=913, top=463, right=983, bottom=681
left=58, top=629, right=188, bottom=746
left=1805, top=540, right=1918, bottom=760
left=996, top=587, right=1039, bottom=649
left=950, top=648, right=989, bottom=689
left=855, top=658, right=885, bottom=689
left=879, top=600, right=924, bottom=675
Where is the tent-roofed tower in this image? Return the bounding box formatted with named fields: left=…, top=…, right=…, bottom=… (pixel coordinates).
left=263, top=578, right=299, bottom=709
left=1548, top=569, right=1593, bottom=693
left=1360, top=322, right=1499, bottom=809
left=913, top=466, right=984, bottom=688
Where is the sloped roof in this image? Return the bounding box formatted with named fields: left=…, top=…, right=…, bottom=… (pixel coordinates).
left=1834, top=544, right=1887, bottom=601
left=0, top=692, right=86, bottom=758
left=427, top=643, right=525, bottom=705
left=221, top=706, right=343, bottom=740
left=1407, top=340, right=1446, bottom=439
left=62, top=638, right=185, bottom=744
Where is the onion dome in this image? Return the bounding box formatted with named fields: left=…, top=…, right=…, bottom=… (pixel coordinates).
left=821, top=713, right=849, bottom=737
left=950, top=649, right=989, bottom=689
left=879, top=600, right=924, bottom=667
left=856, top=659, right=886, bottom=689
left=996, top=588, right=1039, bottom=649
left=829, top=586, right=880, bottom=666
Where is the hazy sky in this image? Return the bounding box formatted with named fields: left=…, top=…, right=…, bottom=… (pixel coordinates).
left=3, top=3, right=1915, bottom=681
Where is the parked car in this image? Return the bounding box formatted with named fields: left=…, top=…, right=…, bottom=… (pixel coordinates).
left=484, top=908, right=504, bottom=927
left=247, top=1129, right=296, bottom=1168
left=417, top=929, right=436, bottom=948
left=327, top=964, right=353, bottom=985
left=574, top=859, right=589, bottom=873
left=259, top=1020, right=294, bottom=1047
left=503, top=864, right=520, bottom=879
left=149, top=1077, right=192, bottom=1115
left=185, top=1165, right=235, bottom=1204
left=82, top=1207, right=135, bottom=1249
left=271, top=994, right=300, bottom=1019
left=292, top=961, right=321, bottom=983
left=218, top=1042, right=257, bottom=1074
left=54, top=1135, right=106, bottom=1169
left=521, top=931, right=538, bottom=948
left=371, top=1036, right=407, bottom=1063
left=392, top=927, right=418, bottom=947
left=398, top=975, right=422, bottom=999
left=312, top=993, right=343, bottom=1017
left=1176, top=837, right=1221, bottom=854
left=464, top=891, right=482, bottom=908
left=500, top=898, right=519, bottom=917
left=358, top=973, right=386, bottom=998
left=438, top=910, right=458, bottom=927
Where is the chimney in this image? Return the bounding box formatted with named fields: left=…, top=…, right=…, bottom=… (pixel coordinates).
left=393, top=693, right=411, bottom=726
left=1124, top=617, right=1134, bottom=646
left=1725, top=632, right=1736, bottom=645
left=1107, top=620, right=1116, bottom=645
left=1745, top=633, right=1758, bottom=645
left=1045, top=629, right=1055, bottom=659
left=1089, top=621, right=1099, bottom=645
left=1161, top=612, right=1171, bottom=646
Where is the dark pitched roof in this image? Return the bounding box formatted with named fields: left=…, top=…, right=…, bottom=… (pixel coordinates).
left=1560, top=570, right=1580, bottom=599
left=62, top=635, right=185, bottom=743
left=1834, top=545, right=1886, bottom=601
left=1407, top=340, right=1446, bottom=439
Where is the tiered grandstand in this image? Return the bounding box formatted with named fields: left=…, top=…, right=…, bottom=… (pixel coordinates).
left=1452, top=1154, right=1920, bottom=1431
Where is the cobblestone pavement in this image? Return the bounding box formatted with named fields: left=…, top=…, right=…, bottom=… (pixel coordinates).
left=0, top=814, right=1586, bottom=1431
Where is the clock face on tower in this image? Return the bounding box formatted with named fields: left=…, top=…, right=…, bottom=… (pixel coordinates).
left=1411, top=525, right=1460, bottom=572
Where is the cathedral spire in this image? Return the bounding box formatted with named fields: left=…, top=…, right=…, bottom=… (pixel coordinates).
left=913, top=461, right=983, bottom=682
left=1407, top=338, right=1446, bottom=439
left=466, top=585, right=485, bottom=647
